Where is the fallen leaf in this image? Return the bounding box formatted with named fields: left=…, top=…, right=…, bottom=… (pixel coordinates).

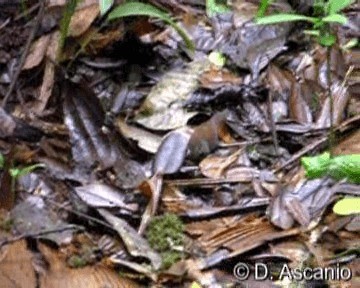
left=68, top=4, right=99, bottom=37
left=135, top=59, right=211, bottom=130
left=23, top=35, right=51, bottom=70
left=98, top=209, right=162, bottom=270
left=0, top=237, right=36, bottom=288
left=39, top=243, right=139, bottom=288
left=153, top=127, right=192, bottom=175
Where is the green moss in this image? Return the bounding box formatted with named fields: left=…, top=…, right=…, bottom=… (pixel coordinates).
left=67, top=255, right=88, bottom=268
left=161, top=251, right=182, bottom=269
left=0, top=217, right=13, bottom=232
left=146, top=213, right=185, bottom=269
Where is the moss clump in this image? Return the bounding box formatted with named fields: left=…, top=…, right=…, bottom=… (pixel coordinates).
left=0, top=216, right=13, bottom=232
left=67, top=255, right=88, bottom=268
left=146, top=213, right=184, bottom=269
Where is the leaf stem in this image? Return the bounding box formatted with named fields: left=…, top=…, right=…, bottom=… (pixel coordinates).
left=326, top=45, right=335, bottom=157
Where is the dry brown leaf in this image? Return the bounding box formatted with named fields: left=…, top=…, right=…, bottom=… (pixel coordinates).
left=199, top=149, right=242, bottom=179
left=23, top=35, right=51, bottom=70
left=115, top=118, right=162, bottom=154
left=0, top=238, right=37, bottom=288
left=197, top=215, right=299, bottom=258
left=69, top=4, right=99, bottom=37
left=334, top=129, right=360, bottom=155
left=289, top=81, right=313, bottom=124
left=199, top=68, right=242, bottom=89
left=38, top=243, right=139, bottom=288
left=33, top=31, right=59, bottom=114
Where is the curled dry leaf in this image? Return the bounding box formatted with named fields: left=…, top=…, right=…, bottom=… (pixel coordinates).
left=115, top=118, right=162, bottom=154
left=315, top=81, right=350, bottom=128
left=152, top=127, right=192, bottom=175
left=75, top=183, right=138, bottom=211
left=196, top=215, right=299, bottom=269
left=68, top=4, right=99, bottom=37
left=11, top=196, right=75, bottom=245
left=38, top=243, right=140, bottom=288
left=268, top=178, right=335, bottom=229
left=199, top=149, right=242, bottom=179
left=137, top=175, right=164, bottom=235
left=289, top=81, right=313, bottom=124
left=63, top=79, right=118, bottom=168
left=98, top=209, right=162, bottom=270
left=135, top=59, right=212, bottom=130
left=23, top=35, right=51, bottom=70
left=33, top=32, right=60, bottom=114
left=62, top=79, right=146, bottom=188
left=217, top=2, right=291, bottom=77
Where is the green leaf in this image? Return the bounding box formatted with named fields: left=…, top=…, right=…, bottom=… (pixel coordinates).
left=322, top=14, right=348, bottom=25
left=304, top=29, right=320, bottom=36
left=208, top=51, right=226, bottom=67
left=190, top=282, right=202, bottom=288
left=0, top=153, right=4, bottom=168
left=58, top=0, right=79, bottom=59
left=99, top=0, right=113, bottom=15
left=302, top=153, right=360, bottom=183
left=256, top=0, right=272, bottom=18
left=9, top=163, right=45, bottom=179
left=256, top=13, right=317, bottom=25
left=108, top=2, right=194, bottom=51
left=318, top=33, right=336, bottom=46
left=328, top=0, right=355, bottom=15
left=301, top=152, right=331, bottom=179
left=333, top=197, right=360, bottom=215
left=206, top=0, right=230, bottom=17
left=328, top=154, right=360, bottom=183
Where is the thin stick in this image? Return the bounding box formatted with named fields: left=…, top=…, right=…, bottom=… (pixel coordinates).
left=0, top=226, right=83, bottom=248
left=2, top=1, right=45, bottom=108
left=268, top=90, right=279, bottom=156
left=327, top=46, right=335, bottom=157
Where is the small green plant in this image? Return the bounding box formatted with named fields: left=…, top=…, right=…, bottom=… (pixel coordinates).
left=256, top=0, right=354, bottom=46
left=301, top=152, right=360, bottom=215
left=256, top=0, right=355, bottom=156
left=106, top=1, right=194, bottom=51
left=301, top=152, right=360, bottom=183
left=67, top=245, right=97, bottom=268
left=206, top=0, right=230, bottom=17
left=58, top=0, right=80, bottom=60
left=0, top=152, right=44, bottom=191
left=99, top=0, right=113, bottom=15
left=0, top=217, right=14, bottom=232
left=67, top=255, right=89, bottom=268
left=146, top=213, right=185, bottom=269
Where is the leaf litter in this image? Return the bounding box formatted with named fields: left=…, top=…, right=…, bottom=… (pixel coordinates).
left=0, top=0, right=359, bottom=287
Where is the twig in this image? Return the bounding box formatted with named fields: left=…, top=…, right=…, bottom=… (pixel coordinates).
left=0, top=18, right=10, bottom=31
left=2, top=1, right=45, bottom=108
left=274, top=114, right=360, bottom=173
left=327, top=46, right=335, bottom=157
left=14, top=3, right=41, bottom=22
left=0, top=226, right=82, bottom=248
left=268, top=90, right=279, bottom=156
